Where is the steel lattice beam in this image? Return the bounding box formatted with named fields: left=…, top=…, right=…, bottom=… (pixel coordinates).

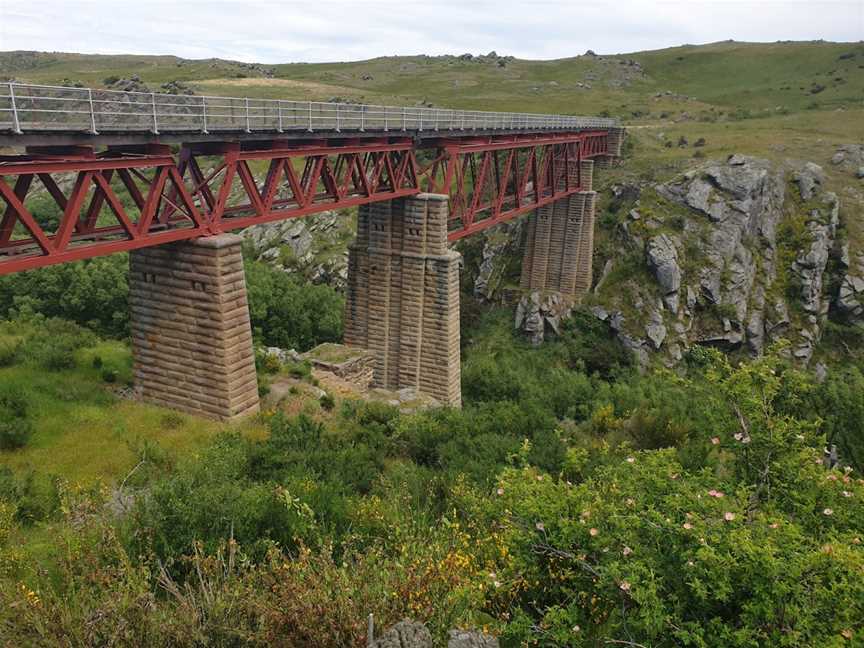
left=0, top=131, right=613, bottom=274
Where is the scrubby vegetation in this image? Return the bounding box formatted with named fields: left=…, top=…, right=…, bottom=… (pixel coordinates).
left=1, top=293, right=863, bottom=645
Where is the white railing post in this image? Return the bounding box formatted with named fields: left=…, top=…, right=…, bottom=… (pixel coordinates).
left=460, top=111, right=465, bottom=131
left=434, top=108, right=438, bottom=131
left=307, top=101, right=313, bottom=132
left=201, top=96, right=208, bottom=134
left=402, top=106, right=406, bottom=131
left=89, top=88, right=99, bottom=134
left=8, top=83, right=21, bottom=134
left=277, top=101, right=284, bottom=133
left=419, top=108, right=423, bottom=132
left=244, top=97, right=251, bottom=132
left=384, top=107, right=388, bottom=132
left=335, top=103, right=341, bottom=132
left=149, top=92, right=158, bottom=134
left=360, top=105, right=365, bottom=132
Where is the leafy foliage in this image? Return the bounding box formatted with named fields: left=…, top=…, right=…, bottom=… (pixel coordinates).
left=245, top=259, right=343, bottom=351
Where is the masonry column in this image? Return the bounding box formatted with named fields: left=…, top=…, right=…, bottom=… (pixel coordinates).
left=129, top=234, right=260, bottom=421
left=519, top=157, right=597, bottom=300
left=343, top=195, right=461, bottom=407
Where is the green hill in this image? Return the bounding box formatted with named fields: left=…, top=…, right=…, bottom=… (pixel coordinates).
left=2, top=40, right=863, bottom=116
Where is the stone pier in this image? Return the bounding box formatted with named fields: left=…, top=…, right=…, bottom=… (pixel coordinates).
left=344, top=194, right=461, bottom=407
left=520, top=161, right=598, bottom=299
left=129, top=234, right=260, bottom=421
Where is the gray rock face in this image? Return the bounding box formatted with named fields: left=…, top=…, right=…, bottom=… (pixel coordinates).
left=515, top=290, right=573, bottom=345
left=645, top=309, right=667, bottom=349
left=371, top=620, right=433, bottom=648
left=242, top=211, right=351, bottom=289
left=793, top=162, right=825, bottom=201
left=646, top=234, right=681, bottom=311
left=595, top=155, right=845, bottom=367
left=473, top=221, right=524, bottom=301
left=830, top=144, right=864, bottom=176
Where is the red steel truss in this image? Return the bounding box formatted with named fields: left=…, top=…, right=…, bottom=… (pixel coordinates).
left=0, top=131, right=611, bottom=274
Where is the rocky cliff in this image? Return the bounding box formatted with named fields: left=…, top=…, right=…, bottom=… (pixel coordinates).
left=471, top=153, right=862, bottom=368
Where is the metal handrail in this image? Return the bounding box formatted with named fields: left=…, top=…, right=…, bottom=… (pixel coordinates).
left=0, top=82, right=619, bottom=135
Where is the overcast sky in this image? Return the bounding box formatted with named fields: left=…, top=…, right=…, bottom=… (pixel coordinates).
left=0, top=0, right=862, bottom=63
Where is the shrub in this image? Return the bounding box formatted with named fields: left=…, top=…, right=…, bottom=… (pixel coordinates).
left=22, top=317, right=95, bottom=370
left=0, top=255, right=129, bottom=337
left=0, top=338, right=21, bottom=367
left=320, top=392, right=335, bottom=411
left=101, top=369, right=118, bottom=383
left=0, top=386, right=32, bottom=450
left=245, top=260, right=343, bottom=351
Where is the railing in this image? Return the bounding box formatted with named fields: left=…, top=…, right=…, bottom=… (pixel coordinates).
left=0, top=82, right=619, bottom=136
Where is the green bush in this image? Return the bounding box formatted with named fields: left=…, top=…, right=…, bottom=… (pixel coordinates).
left=0, top=338, right=21, bottom=367
left=22, top=317, right=96, bottom=370
left=0, top=386, right=32, bottom=450
left=0, top=255, right=129, bottom=337
left=245, top=260, right=343, bottom=351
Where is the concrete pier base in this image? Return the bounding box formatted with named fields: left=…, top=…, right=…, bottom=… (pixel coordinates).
left=129, top=234, right=260, bottom=421
left=344, top=194, right=461, bottom=407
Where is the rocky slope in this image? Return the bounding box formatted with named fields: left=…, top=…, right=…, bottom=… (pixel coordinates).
left=242, top=210, right=355, bottom=289
left=484, top=153, right=862, bottom=368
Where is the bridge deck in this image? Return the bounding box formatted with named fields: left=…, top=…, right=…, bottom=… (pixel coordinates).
left=0, top=82, right=617, bottom=148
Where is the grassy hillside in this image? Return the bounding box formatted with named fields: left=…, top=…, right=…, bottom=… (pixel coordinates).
left=3, top=41, right=863, bottom=115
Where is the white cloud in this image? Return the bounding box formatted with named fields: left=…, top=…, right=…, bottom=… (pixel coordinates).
left=0, top=0, right=861, bottom=63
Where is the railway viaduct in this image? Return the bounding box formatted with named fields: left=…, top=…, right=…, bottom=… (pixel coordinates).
left=0, top=83, right=624, bottom=419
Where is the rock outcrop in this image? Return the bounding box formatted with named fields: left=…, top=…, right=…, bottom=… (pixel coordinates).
left=371, top=620, right=433, bottom=648
left=371, top=621, right=499, bottom=648
left=515, top=290, right=573, bottom=345
left=242, top=211, right=352, bottom=289
left=591, top=155, right=846, bottom=366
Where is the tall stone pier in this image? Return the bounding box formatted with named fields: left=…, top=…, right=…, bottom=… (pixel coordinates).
left=344, top=194, right=461, bottom=407
left=520, top=160, right=598, bottom=299
left=129, top=234, right=260, bottom=421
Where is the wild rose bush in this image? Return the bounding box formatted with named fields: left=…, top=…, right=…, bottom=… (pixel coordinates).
left=461, top=349, right=864, bottom=647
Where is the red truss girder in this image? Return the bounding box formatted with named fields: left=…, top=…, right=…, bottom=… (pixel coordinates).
left=0, top=131, right=612, bottom=274
left=422, top=131, right=609, bottom=240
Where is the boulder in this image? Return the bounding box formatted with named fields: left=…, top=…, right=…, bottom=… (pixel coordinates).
left=515, top=290, right=573, bottom=345
left=646, top=234, right=681, bottom=306
left=793, top=162, right=825, bottom=200
left=372, top=620, right=432, bottom=648
left=448, top=629, right=500, bottom=648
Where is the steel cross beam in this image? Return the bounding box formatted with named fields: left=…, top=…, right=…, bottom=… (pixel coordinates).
left=0, top=130, right=612, bottom=275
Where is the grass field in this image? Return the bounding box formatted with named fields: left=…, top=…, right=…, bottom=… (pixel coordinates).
left=0, top=327, right=267, bottom=487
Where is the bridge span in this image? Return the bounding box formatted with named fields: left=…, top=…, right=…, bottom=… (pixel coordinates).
left=0, top=83, right=624, bottom=418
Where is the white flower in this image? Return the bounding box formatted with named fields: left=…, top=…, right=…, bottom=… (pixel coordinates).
left=619, top=581, right=631, bottom=592
left=711, top=437, right=720, bottom=445
left=535, top=522, right=545, bottom=531
left=626, top=456, right=636, bottom=463
left=623, top=546, right=632, bottom=556
left=842, top=491, right=853, bottom=498
left=823, top=508, right=834, bottom=516
left=724, top=512, right=736, bottom=521
left=496, top=487, right=504, bottom=496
